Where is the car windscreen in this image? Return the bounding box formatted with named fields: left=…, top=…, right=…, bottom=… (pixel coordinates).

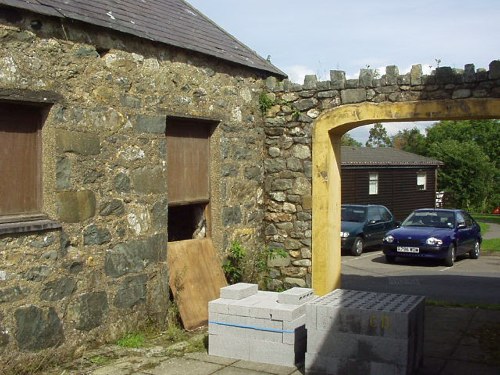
left=402, top=211, right=455, bottom=228
left=341, top=207, right=367, bottom=222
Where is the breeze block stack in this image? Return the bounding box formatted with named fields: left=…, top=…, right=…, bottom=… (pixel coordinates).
left=208, top=283, right=315, bottom=367
left=305, top=289, right=425, bottom=375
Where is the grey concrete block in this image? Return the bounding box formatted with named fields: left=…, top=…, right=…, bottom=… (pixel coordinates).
left=305, top=289, right=425, bottom=374
left=250, top=337, right=306, bottom=367
left=283, top=324, right=307, bottom=345
left=306, top=300, right=317, bottom=330
left=220, top=283, right=258, bottom=300
left=370, top=361, right=409, bottom=375
left=208, top=298, right=238, bottom=314
left=278, top=287, right=315, bottom=305
left=305, top=353, right=341, bottom=375
left=306, top=329, right=359, bottom=358
left=208, top=334, right=250, bottom=360
left=270, top=303, right=306, bottom=322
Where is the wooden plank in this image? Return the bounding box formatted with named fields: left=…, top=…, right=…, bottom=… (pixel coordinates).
left=167, top=238, right=227, bottom=330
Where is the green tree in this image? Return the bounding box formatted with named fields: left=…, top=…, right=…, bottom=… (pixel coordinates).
left=426, top=120, right=500, bottom=168
left=341, top=133, right=362, bottom=147
left=428, top=140, right=497, bottom=212
left=365, top=123, right=391, bottom=147
left=391, top=127, right=427, bottom=155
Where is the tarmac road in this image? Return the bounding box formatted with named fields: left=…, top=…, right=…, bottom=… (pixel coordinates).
left=341, top=249, right=500, bottom=305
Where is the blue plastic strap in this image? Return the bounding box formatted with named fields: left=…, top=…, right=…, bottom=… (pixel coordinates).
left=208, top=320, right=295, bottom=334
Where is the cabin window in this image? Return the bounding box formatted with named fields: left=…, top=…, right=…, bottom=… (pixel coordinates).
left=417, top=171, right=427, bottom=191
left=368, top=172, right=378, bottom=195
left=0, top=102, right=43, bottom=222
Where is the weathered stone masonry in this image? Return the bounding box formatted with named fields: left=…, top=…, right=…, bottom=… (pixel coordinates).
left=263, top=61, right=500, bottom=290
left=0, top=9, right=272, bottom=360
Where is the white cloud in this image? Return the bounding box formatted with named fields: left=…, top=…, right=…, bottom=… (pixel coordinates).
left=284, top=65, right=316, bottom=84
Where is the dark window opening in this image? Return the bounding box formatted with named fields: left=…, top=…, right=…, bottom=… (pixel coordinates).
left=168, top=203, right=207, bottom=242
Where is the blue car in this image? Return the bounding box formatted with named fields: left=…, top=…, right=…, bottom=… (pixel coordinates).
left=383, top=208, right=481, bottom=266
left=341, top=204, right=398, bottom=256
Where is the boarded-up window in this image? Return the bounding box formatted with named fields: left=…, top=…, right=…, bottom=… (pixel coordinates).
left=167, top=118, right=212, bottom=205
left=0, top=103, right=42, bottom=218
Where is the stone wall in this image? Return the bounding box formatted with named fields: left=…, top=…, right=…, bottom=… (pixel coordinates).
left=263, top=61, right=500, bottom=290
left=0, top=9, right=269, bottom=364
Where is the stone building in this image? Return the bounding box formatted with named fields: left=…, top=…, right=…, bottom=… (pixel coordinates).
left=0, top=0, right=285, bottom=365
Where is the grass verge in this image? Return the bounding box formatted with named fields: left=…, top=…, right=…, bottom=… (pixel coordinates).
left=482, top=238, right=500, bottom=252
left=474, top=214, right=500, bottom=225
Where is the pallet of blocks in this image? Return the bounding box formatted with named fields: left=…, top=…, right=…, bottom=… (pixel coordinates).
left=305, top=289, right=425, bottom=375
left=208, top=283, right=316, bottom=367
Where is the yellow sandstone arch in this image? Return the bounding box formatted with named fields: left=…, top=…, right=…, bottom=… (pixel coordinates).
left=312, top=98, right=500, bottom=296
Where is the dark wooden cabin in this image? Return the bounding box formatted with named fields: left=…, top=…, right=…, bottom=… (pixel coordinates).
left=341, top=147, right=443, bottom=221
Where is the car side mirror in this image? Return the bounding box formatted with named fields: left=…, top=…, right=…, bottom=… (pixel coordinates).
left=457, top=222, right=466, bottom=229
left=369, top=219, right=377, bottom=224
left=395, top=221, right=401, bottom=228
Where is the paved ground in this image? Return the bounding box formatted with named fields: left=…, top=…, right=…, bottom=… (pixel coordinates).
left=341, top=250, right=500, bottom=305
left=482, top=222, right=500, bottom=240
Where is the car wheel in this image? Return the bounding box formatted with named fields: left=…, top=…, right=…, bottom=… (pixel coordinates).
left=351, top=236, right=364, bottom=256
left=385, top=255, right=396, bottom=264
left=469, top=240, right=480, bottom=259
left=444, top=244, right=456, bottom=267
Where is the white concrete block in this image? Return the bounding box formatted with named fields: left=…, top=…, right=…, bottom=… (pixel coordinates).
left=278, top=287, right=315, bottom=305
left=208, top=334, right=250, bottom=360
left=220, top=283, right=258, bottom=300
left=270, top=303, right=306, bottom=322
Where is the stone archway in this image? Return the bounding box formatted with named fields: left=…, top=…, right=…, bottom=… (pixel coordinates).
left=311, top=98, right=500, bottom=295
left=264, top=61, right=500, bottom=294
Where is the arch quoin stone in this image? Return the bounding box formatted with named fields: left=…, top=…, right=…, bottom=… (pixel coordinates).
left=312, top=98, right=500, bottom=295
left=264, top=61, right=500, bottom=295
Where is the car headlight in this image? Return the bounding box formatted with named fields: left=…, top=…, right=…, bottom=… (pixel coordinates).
left=340, top=232, right=350, bottom=238
left=384, top=235, right=394, bottom=243
left=426, top=237, right=443, bottom=246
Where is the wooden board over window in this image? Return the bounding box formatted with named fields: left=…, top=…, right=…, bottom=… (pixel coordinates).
left=166, top=118, right=211, bottom=205
left=0, top=103, right=41, bottom=217
left=167, top=238, right=227, bottom=330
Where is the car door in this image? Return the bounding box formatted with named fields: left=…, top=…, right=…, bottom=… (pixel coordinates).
left=379, top=206, right=395, bottom=232
left=456, top=211, right=474, bottom=254
left=365, top=206, right=385, bottom=246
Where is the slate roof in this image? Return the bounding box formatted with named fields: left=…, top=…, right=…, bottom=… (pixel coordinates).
left=341, top=147, right=443, bottom=167
left=0, top=0, right=286, bottom=77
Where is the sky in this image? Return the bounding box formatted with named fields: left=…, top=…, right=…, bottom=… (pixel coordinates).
left=186, top=0, right=500, bottom=143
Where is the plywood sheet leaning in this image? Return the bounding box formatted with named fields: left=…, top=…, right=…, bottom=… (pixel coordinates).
left=167, top=238, right=227, bottom=330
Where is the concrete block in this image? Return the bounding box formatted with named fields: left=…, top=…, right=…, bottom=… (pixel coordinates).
left=208, top=334, right=250, bottom=360
left=311, top=290, right=425, bottom=338
left=208, top=298, right=239, bottom=314
left=305, top=289, right=425, bottom=374
left=250, top=337, right=306, bottom=367
left=306, top=300, right=317, bottom=330
left=305, top=353, right=341, bottom=375
left=220, top=283, right=258, bottom=300
left=284, top=314, right=306, bottom=330
left=306, top=329, right=359, bottom=357
left=270, top=303, right=306, bottom=322
left=283, top=324, right=307, bottom=345
left=370, top=361, right=409, bottom=375
left=278, top=287, right=315, bottom=305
